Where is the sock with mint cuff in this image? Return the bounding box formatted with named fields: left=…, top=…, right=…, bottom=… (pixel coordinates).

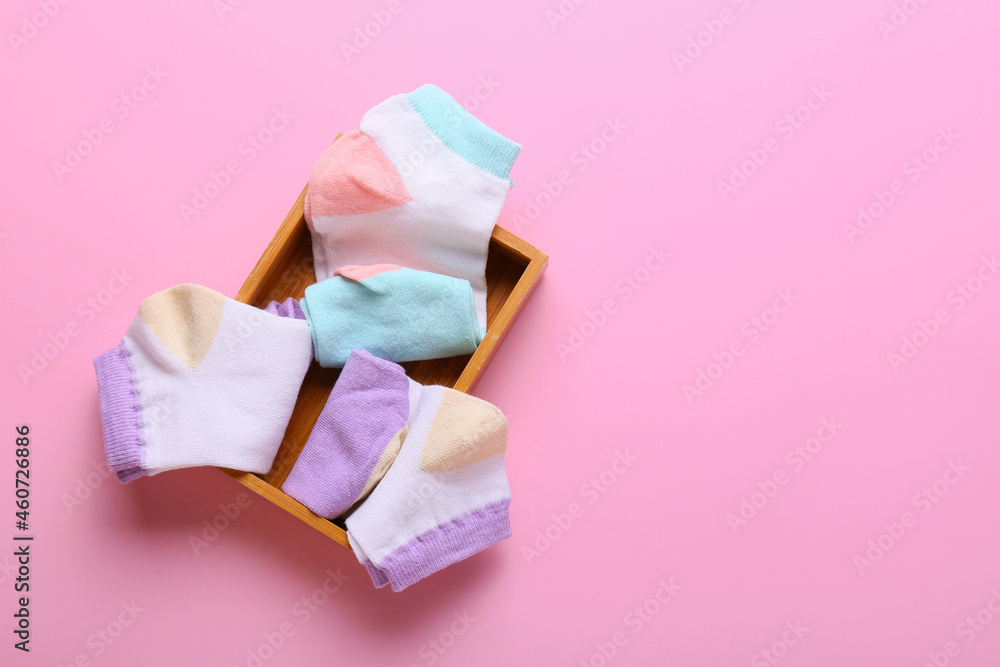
left=305, top=84, right=521, bottom=334
left=93, top=284, right=313, bottom=482
left=299, top=264, right=481, bottom=368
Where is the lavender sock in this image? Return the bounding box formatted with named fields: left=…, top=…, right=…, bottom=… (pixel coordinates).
left=281, top=350, right=409, bottom=518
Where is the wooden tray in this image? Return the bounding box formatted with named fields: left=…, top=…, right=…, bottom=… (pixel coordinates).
left=220, top=176, right=547, bottom=548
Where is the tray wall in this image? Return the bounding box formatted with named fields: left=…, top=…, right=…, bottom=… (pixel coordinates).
left=220, top=180, right=547, bottom=548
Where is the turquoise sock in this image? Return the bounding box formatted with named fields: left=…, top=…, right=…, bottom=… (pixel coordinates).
left=300, top=265, right=483, bottom=367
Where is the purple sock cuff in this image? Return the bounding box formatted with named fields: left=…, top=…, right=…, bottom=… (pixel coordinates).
left=116, top=468, right=147, bottom=483
left=264, top=297, right=306, bottom=320
left=362, top=560, right=391, bottom=589
left=93, top=343, right=147, bottom=483
left=282, top=350, right=410, bottom=518
left=362, top=499, right=512, bottom=592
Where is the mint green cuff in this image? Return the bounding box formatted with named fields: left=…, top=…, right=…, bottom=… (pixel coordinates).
left=405, top=84, right=521, bottom=181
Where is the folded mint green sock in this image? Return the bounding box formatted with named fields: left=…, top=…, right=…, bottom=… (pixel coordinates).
left=299, top=265, right=483, bottom=368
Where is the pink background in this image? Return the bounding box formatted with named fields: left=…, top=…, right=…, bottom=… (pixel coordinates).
left=3, top=0, right=1000, bottom=665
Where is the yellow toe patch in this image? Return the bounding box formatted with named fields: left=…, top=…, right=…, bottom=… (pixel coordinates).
left=420, top=390, right=507, bottom=473
left=358, top=425, right=407, bottom=500
left=139, top=284, right=226, bottom=370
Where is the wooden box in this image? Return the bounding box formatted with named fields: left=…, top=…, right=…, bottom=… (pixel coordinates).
left=220, top=177, right=547, bottom=548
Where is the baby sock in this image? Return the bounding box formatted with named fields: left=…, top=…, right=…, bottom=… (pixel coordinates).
left=93, top=284, right=313, bottom=482
left=299, top=264, right=481, bottom=367
left=282, top=349, right=409, bottom=518
left=343, top=353, right=511, bottom=592
left=305, top=84, right=522, bottom=334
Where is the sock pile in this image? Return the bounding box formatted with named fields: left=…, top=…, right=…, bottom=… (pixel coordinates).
left=94, top=84, right=521, bottom=591
left=283, top=350, right=510, bottom=592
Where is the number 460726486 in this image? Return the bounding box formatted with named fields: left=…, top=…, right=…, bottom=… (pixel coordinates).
left=15, top=426, right=29, bottom=528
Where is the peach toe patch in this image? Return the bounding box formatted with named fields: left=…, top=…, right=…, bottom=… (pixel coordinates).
left=307, top=130, right=411, bottom=218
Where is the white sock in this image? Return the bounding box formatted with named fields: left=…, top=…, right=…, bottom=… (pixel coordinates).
left=345, top=355, right=511, bottom=591
left=305, top=84, right=521, bottom=333
left=93, top=284, right=313, bottom=481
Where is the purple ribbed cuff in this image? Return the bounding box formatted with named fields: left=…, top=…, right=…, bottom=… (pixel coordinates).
left=93, top=343, right=146, bottom=483
left=264, top=297, right=306, bottom=320
left=362, top=560, right=391, bottom=589
left=361, top=500, right=512, bottom=592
